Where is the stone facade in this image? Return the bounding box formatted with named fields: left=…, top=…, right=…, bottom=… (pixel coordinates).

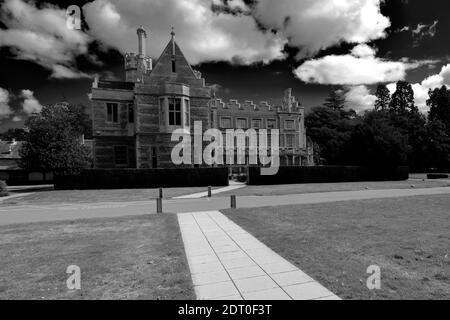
left=90, top=27, right=313, bottom=170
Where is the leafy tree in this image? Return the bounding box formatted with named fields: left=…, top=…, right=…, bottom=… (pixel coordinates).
left=425, top=119, right=450, bottom=168
left=0, top=128, right=28, bottom=142
left=385, top=81, right=428, bottom=169
left=342, top=110, right=409, bottom=166
left=19, top=103, right=92, bottom=175
left=427, top=86, right=450, bottom=133
left=374, top=84, right=391, bottom=111
left=389, top=81, right=418, bottom=114
left=324, top=88, right=346, bottom=111
left=305, top=106, right=359, bottom=164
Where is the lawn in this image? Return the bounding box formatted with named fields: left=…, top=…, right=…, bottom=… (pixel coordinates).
left=219, top=179, right=450, bottom=198
left=0, top=214, right=194, bottom=300
left=1, top=186, right=215, bottom=206
left=223, top=195, right=450, bottom=300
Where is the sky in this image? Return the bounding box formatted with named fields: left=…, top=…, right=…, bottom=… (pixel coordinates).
left=1, top=0, right=450, bottom=131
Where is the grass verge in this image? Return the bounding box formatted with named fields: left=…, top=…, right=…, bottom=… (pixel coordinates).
left=223, top=195, right=450, bottom=300
left=1, top=186, right=217, bottom=206
left=0, top=214, right=194, bottom=300
left=219, top=179, right=450, bottom=198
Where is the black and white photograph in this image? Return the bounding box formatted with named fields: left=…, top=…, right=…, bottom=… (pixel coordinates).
left=0, top=0, right=449, bottom=308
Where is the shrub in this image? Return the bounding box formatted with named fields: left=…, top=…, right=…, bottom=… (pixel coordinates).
left=237, top=174, right=247, bottom=183
left=0, top=180, right=9, bottom=197
left=54, top=168, right=229, bottom=190
left=247, top=166, right=409, bottom=185
left=427, top=173, right=449, bottom=179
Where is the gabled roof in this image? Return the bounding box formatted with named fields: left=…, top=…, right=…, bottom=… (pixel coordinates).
left=150, top=36, right=199, bottom=80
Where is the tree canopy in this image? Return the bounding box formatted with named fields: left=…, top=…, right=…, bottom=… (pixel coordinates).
left=374, top=84, right=391, bottom=111
left=19, top=103, right=92, bottom=174
left=306, top=82, right=450, bottom=169
left=0, top=128, right=28, bottom=142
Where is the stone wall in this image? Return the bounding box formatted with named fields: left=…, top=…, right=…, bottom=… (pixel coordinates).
left=94, top=136, right=136, bottom=168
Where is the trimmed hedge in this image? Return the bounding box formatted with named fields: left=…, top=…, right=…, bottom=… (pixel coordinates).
left=427, top=173, right=449, bottom=179
left=54, top=168, right=229, bottom=190
left=412, top=168, right=450, bottom=174
left=0, top=170, right=54, bottom=186
left=247, top=166, right=409, bottom=185
left=0, top=180, right=8, bottom=197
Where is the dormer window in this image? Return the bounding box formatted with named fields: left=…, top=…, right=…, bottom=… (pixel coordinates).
left=171, top=59, right=176, bottom=73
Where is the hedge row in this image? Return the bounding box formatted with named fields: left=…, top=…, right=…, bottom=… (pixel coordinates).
left=0, top=170, right=54, bottom=186
left=427, top=173, right=449, bottom=179
left=247, top=166, right=409, bottom=185
left=412, top=168, right=450, bottom=174
left=54, top=168, right=229, bottom=190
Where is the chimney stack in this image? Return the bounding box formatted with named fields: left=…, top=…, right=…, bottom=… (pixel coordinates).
left=137, top=26, right=147, bottom=57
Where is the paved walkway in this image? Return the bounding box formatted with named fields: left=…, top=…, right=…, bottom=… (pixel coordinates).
left=1, top=187, right=450, bottom=226
left=0, top=193, right=34, bottom=203
left=178, top=210, right=340, bottom=300
left=174, top=182, right=246, bottom=199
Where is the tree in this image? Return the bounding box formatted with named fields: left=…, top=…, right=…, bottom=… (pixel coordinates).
left=324, top=88, right=346, bottom=111
left=19, top=103, right=92, bottom=175
left=305, top=106, right=359, bottom=164
left=0, top=128, right=28, bottom=142
left=425, top=119, right=450, bottom=168
left=427, top=86, right=450, bottom=132
left=342, top=110, right=409, bottom=166
left=389, top=81, right=418, bottom=114
left=424, top=86, right=450, bottom=168
left=374, top=84, right=391, bottom=111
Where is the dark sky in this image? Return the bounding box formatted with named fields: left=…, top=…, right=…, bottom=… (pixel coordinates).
left=1, top=0, right=449, bottom=131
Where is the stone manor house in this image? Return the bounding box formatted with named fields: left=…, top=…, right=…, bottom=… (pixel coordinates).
left=90, top=27, right=313, bottom=170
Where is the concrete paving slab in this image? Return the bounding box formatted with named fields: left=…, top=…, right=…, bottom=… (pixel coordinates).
left=234, top=275, right=279, bottom=293
left=283, top=282, right=336, bottom=300
left=178, top=210, right=340, bottom=300
left=242, top=288, right=291, bottom=300
left=195, top=281, right=240, bottom=300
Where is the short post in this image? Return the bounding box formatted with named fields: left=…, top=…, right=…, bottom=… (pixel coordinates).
left=159, top=187, right=163, bottom=199
left=156, top=197, right=163, bottom=214
left=230, top=195, right=236, bottom=209
left=207, top=186, right=212, bottom=198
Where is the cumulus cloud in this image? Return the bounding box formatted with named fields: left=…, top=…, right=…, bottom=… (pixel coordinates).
left=0, top=88, right=12, bottom=119
left=51, top=65, right=90, bottom=79
left=340, top=64, right=450, bottom=115
left=410, top=64, right=450, bottom=112
left=0, top=0, right=91, bottom=78
left=385, top=64, right=450, bottom=113
left=253, top=0, right=390, bottom=58
left=213, top=0, right=250, bottom=12
left=294, top=44, right=412, bottom=85
left=351, top=44, right=377, bottom=58
left=0, top=0, right=393, bottom=69
left=82, top=0, right=391, bottom=65
left=344, top=85, right=377, bottom=112
left=83, top=0, right=287, bottom=65
left=21, top=90, right=43, bottom=114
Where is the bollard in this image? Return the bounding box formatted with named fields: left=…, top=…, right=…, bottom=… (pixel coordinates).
left=156, top=197, right=163, bottom=213
left=208, top=186, right=212, bottom=198
left=230, top=195, right=236, bottom=209
left=159, top=187, right=163, bottom=199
